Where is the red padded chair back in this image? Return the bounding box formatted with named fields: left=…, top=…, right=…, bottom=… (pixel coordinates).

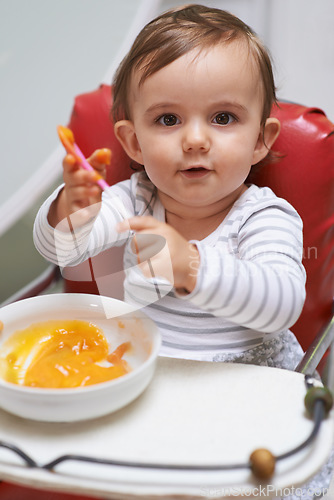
left=64, top=85, right=334, bottom=351
left=250, top=103, right=334, bottom=349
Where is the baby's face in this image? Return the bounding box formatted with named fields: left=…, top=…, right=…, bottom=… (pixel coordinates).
left=118, top=41, right=275, bottom=215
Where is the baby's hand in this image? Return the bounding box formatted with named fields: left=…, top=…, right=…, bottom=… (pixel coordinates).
left=117, top=216, right=200, bottom=294
left=48, top=149, right=111, bottom=228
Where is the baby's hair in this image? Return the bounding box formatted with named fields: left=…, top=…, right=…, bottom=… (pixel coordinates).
left=112, top=4, right=277, bottom=126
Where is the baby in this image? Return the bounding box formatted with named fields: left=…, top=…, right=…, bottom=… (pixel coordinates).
left=34, top=7, right=334, bottom=495
left=34, top=5, right=306, bottom=367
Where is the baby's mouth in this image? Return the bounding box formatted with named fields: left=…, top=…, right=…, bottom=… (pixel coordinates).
left=181, top=166, right=211, bottom=178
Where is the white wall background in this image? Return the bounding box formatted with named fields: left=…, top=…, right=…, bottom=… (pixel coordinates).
left=1, top=0, right=334, bottom=301
left=0, top=0, right=153, bottom=235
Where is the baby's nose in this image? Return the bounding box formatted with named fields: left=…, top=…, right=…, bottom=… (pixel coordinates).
left=182, top=122, right=210, bottom=152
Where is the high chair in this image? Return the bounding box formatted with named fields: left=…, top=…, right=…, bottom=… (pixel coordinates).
left=9, top=84, right=332, bottom=359
left=0, top=85, right=333, bottom=499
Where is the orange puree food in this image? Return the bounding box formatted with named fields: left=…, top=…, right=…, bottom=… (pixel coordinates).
left=0, top=320, right=131, bottom=388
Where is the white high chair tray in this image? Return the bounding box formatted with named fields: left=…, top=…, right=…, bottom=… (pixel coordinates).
left=0, top=358, right=332, bottom=499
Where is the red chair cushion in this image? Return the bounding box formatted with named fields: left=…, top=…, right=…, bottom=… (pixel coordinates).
left=250, top=103, right=334, bottom=349
left=65, top=85, right=334, bottom=351
left=0, top=482, right=97, bottom=500
left=67, top=84, right=133, bottom=185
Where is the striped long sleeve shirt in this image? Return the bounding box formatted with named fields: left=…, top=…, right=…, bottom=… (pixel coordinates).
left=33, top=171, right=306, bottom=361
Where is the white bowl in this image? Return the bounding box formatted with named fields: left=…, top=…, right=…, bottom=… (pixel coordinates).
left=0, top=294, right=161, bottom=422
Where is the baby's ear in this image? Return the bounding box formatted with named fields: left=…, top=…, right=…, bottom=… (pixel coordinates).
left=114, top=120, right=144, bottom=164
left=252, top=118, right=280, bottom=165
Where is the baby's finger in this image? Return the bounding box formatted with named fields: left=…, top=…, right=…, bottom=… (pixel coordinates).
left=88, top=148, right=111, bottom=173
left=62, top=153, right=78, bottom=171
left=63, top=163, right=97, bottom=188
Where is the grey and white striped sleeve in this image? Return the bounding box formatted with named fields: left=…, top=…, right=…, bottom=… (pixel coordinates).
left=33, top=183, right=133, bottom=268
left=180, top=206, right=306, bottom=334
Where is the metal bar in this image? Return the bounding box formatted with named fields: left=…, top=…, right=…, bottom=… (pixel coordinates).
left=295, top=314, right=334, bottom=377
left=0, top=265, right=61, bottom=308
left=326, top=340, right=334, bottom=395
left=0, top=441, right=37, bottom=468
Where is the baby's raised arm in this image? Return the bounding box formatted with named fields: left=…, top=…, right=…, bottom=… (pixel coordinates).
left=48, top=149, right=111, bottom=228
left=33, top=158, right=136, bottom=269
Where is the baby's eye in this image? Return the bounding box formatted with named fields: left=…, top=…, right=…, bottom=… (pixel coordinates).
left=213, top=113, right=235, bottom=126
left=157, top=114, right=180, bottom=126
